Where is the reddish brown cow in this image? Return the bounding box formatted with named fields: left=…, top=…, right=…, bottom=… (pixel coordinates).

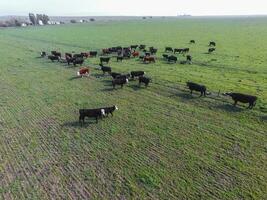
left=132, top=51, right=139, bottom=58
left=77, top=67, right=90, bottom=77
left=143, top=56, right=155, bottom=63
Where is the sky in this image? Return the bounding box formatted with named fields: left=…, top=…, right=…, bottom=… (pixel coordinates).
left=0, top=0, right=267, bottom=16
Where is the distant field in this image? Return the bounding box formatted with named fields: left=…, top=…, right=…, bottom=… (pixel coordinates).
left=0, top=18, right=266, bottom=199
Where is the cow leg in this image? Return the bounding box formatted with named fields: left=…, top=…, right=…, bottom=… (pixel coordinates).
left=96, top=117, right=98, bottom=123
left=199, top=92, right=203, bottom=97
left=233, top=101, right=237, bottom=107
left=190, top=90, right=193, bottom=95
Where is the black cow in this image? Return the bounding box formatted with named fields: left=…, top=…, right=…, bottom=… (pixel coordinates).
left=131, top=45, right=138, bottom=50
left=174, top=48, right=183, bottom=54
left=65, top=53, right=72, bottom=58
left=186, top=82, right=207, bottom=97
left=51, top=51, right=61, bottom=57
left=48, top=55, right=59, bottom=62
left=73, top=58, right=84, bottom=66
left=190, top=40, right=195, bottom=44
left=112, top=78, right=128, bottom=89
left=208, top=48, right=216, bottom=53
left=100, top=57, right=111, bottom=64
left=101, top=105, right=118, bottom=117
left=183, top=48, right=190, bottom=54
left=41, top=51, right=46, bottom=57
left=130, top=71, right=145, bottom=79
left=66, top=56, right=75, bottom=65
left=168, top=55, right=177, bottom=63
left=149, top=47, right=158, bottom=55
left=89, top=51, right=97, bottom=57
left=162, top=54, right=169, bottom=60
left=73, top=53, right=84, bottom=59
left=209, top=41, right=216, bottom=46
left=224, top=93, right=257, bottom=109
left=139, top=45, right=146, bottom=50
left=165, top=47, right=173, bottom=52
left=79, top=108, right=106, bottom=126
left=110, top=72, right=121, bottom=79
left=116, top=74, right=131, bottom=80
left=139, top=76, right=151, bottom=87
left=186, top=55, right=192, bottom=64
left=100, top=64, right=112, bottom=74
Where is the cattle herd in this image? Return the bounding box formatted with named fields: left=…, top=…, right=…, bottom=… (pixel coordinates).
left=40, top=40, right=258, bottom=126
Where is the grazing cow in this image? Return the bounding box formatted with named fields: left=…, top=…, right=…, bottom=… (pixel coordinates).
left=208, top=48, right=216, bottom=53
left=117, top=56, right=123, bottom=62
left=41, top=51, right=46, bottom=57
left=66, top=56, right=75, bottom=65
left=139, top=45, right=146, bottom=50
left=139, top=76, right=151, bottom=87
left=149, top=47, right=157, bottom=55
left=89, top=51, right=97, bottom=57
left=168, top=55, right=177, bottom=63
left=183, top=48, right=190, bottom=54
left=100, top=64, right=112, bottom=74
left=110, top=72, right=121, bottom=79
left=112, top=78, right=129, bottom=89
left=73, top=53, right=84, bottom=59
left=81, top=52, right=90, bottom=58
left=48, top=55, right=59, bottom=62
left=101, top=105, right=118, bottom=117
left=145, top=52, right=151, bottom=57
left=162, top=54, right=169, bottom=60
left=102, top=48, right=110, bottom=55
left=143, top=56, right=156, bottom=63
left=116, top=74, right=130, bottom=80
left=224, top=93, right=257, bottom=109
left=190, top=40, right=195, bottom=44
left=65, top=53, right=72, bottom=58
left=209, top=41, right=216, bottom=46
left=79, top=108, right=106, bottom=126
left=165, top=47, right=173, bottom=52
left=186, top=82, right=207, bottom=97
left=100, top=57, right=111, bottom=64
left=51, top=51, right=61, bottom=57
left=174, top=48, right=183, bottom=54
left=130, top=71, right=145, bottom=79
left=132, top=51, right=139, bottom=58
left=131, top=45, right=138, bottom=50
left=77, top=67, right=90, bottom=77
left=73, top=58, right=84, bottom=66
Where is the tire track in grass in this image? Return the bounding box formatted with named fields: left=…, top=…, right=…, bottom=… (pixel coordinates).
left=1, top=84, right=100, bottom=199
left=0, top=85, right=90, bottom=198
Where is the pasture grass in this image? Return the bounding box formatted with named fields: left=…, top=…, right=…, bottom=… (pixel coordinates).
left=0, top=17, right=266, bottom=199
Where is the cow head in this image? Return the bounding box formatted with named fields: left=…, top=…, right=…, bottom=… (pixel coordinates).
left=100, top=109, right=106, bottom=116
left=223, top=92, right=232, bottom=96
left=115, top=105, right=119, bottom=110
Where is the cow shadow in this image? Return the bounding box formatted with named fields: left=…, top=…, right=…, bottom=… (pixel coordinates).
left=91, top=73, right=107, bottom=79
left=215, top=104, right=244, bottom=112
left=69, top=76, right=81, bottom=81
left=170, top=92, right=195, bottom=100
left=100, top=87, right=114, bottom=92
left=62, top=120, right=97, bottom=128
left=128, top=84, right=143, bottom=91
left=260, top=115, right=267, bottom=121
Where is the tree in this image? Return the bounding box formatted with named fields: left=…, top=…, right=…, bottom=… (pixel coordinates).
left=29, top=13, right=37, bottom=25
left=42, top=14, right=50, bottom=25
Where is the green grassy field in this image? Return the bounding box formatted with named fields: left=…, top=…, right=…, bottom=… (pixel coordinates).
left=0, top=17, right=266, bottom=199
